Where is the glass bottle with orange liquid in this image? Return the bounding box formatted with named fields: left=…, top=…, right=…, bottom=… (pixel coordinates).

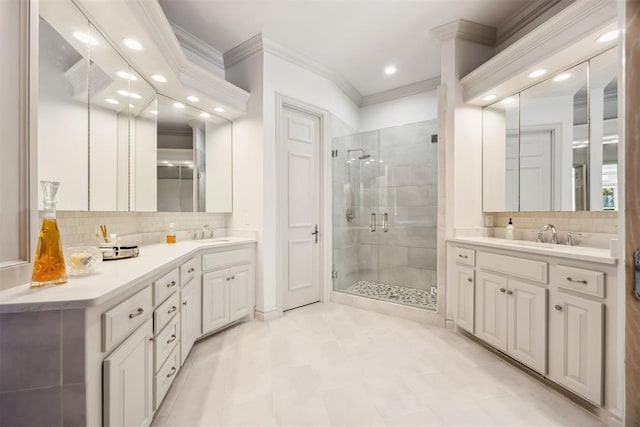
left=31, top=181, right=67, bottom=287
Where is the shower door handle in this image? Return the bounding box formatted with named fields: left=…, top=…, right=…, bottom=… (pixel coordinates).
left=383, top=213, right=388, bottom=232
left=370, top=213, right=376, bottom=232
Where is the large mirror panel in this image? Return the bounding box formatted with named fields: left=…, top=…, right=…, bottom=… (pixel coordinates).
left=482, top=95, right=519, bottom=212
left=156, top=96, right=232, bottom=212
left=38, top=3, right=90, bottom=210
left=589, top=48, right=618, bottom=211
left=520, top=62, right=588, bottom=211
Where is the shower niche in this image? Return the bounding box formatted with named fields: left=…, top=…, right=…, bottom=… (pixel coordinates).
left=332, top=120, right=438, bottom=310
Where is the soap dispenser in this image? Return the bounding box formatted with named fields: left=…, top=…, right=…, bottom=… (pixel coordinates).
left=505, top=218, right=515, bottom=240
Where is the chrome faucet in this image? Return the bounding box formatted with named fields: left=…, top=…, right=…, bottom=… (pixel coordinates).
left=201, top=224, right=213, bottom=239
left=539, top=224, right=559, bottom=244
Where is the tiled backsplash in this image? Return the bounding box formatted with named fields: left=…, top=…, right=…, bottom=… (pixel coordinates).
left=488, top=211, right=618, bottom=234
left=52, top=211, right=228, bottom=247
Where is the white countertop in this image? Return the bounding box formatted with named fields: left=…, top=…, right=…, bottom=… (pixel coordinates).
left=448, top=236, right=617, bottom=265
left=0, top=238, right=256, bottom=313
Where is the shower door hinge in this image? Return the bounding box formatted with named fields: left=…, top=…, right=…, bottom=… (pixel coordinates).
left=331, top=149, right=338, bottom=158
left=332, top=270, right=338, bottom=280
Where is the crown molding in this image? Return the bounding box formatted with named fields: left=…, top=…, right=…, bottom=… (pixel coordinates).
left=360, top=77, right=440, bottom=107
left=496, top=0, right=575, bottom=51
left=461, top=0, right=616, bottom=103
left=169, top=20, right=225, bottom=78
left=431, top=19, right=497, bottom=46
left=224, top=33, right=363, bottom=106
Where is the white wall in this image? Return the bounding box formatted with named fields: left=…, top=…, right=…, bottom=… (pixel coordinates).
left=359, top=90, right=438, bottom=132
left=205, top=122, right=233, bottom=212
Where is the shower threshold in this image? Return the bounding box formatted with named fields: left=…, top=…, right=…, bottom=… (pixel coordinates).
left=342, top=280, right=437, bottom=310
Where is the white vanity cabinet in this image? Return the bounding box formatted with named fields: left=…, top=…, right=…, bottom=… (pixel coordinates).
left=448, top=239, right=616, bottom=414
left=202, top=244, right=255, bottom=334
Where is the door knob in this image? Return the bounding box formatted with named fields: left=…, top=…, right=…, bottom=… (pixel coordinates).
left=311, top=224, right=319, bottom=244
left=467, top=278, right=472, bottom=283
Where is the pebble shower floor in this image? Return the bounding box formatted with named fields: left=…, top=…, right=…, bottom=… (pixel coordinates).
left=344, top=280, right=437, bottom=310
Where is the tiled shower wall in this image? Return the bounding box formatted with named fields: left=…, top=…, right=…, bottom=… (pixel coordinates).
left=54, top=211, right=227, bottom=247
left=333, top=120, right=438, bottom=292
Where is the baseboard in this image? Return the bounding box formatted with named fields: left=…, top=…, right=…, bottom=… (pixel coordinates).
left=330, top=291, right=445, bottom=326
left=254, top=307, right=280, bottom=321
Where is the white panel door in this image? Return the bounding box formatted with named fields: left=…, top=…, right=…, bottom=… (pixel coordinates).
left=202, top=270, right=230, bottom=333
left=507, top=279, right=547, bottom=373
left=281, top=107, right=321, bottom=311
left=455, top=265, right=475, bottom=333
left=549, top=290, right=603, bottom=405
left=519, top=130, right=553, bottom=211
left=103, top=319, right=153, bottom=427
left=475, top=271, right=508, bottom=352
left=229, top=264, right=252, bottom=321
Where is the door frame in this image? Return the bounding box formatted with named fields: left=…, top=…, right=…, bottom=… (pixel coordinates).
left=275, top=93, right=331, bottom=315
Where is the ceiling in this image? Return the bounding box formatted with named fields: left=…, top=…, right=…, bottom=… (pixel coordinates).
left=158, top=0, right=532, bottom=97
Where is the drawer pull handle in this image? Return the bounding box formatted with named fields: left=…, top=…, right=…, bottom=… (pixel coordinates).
left=168, top=306, right=177, bottom=314
left=554, top=304, right=563, bottom=311
left=167, top=280, right=177, bottom=288
left=187, top=267, right=195, bottom=273
left=499, top=288, right=506, bottom=293
left=467, top=278, right=472, bottom=283
left=507, top=290, right=513, bottom=295
left=566, top=277, right=587, bottom=284
left=128, top=308, right=144, bottom=318
left=458, top=254, right=468, bottom=259
left=166, top=334, right=177, bottom=344
left=182, top=301, right=188, bottom=306
left=166, top=367, right=177, bottom=378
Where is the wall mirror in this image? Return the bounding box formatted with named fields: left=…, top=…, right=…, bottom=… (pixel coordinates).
left=156, top=95, right=232, bottom=213
left=482, top=48, right=618, bottom=212
left=38, top=2, right=90, bottom=210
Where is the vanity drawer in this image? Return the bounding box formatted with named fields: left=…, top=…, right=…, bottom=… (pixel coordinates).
left=455, top=247, right=475, bottom=266
left=554, top=265, right=604, bottom=298
left=203, top=247, right=251, bottom=271
left=477, top=251, right=547, bottom=284
left=154, top=291, right=180, bottom=334
left=180, top=258, right=198, bottom=287
left=102, top=286, right=153, bottom=351
left=154, top=346, right=180, bottom=410
left=153, top=268, right=179, bottom=305
left=154, top=314, right=180, bottom=372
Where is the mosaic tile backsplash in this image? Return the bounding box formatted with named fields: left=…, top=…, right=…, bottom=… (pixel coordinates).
left=52, top=211, right=228, bottom=247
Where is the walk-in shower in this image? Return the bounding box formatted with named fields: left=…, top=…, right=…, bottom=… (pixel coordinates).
left=332, top=120, right=438, bottom=310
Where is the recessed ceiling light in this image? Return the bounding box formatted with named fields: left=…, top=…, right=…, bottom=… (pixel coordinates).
left=483, top=94, right=497, bottom=102
left=129, top=103, right=135, bottom=108
left=384, top=65, right=397, bottom=75
left=151, top=74, right=167, bottom=83
left=379, top=160, right=384, bottom=163
left=123, top=38, right=143, bottom=51
left=129, top=92, right=142, bottom=99
left=173, top=102, right=185, bottom=109
left=200, top=112, right=210, bottom=118
left=150, top=110, right=158, bottom=115
left=73, top=31, right=98, bottom=46
left=116, top=71, right=137, bottom=81
left=553, top=73, right=572, bottom=82
left=117, top=89, right=130, bottom=97
left=213, top=106, right=225, bottom=113
left=167, top=163, right=174, bottom=167
left=105, top=98, right=119, bottom=105
left=528, top=69, right=547, bottom=78
left=187, top=95, right=200, bottom=103
left=597, top=30, right=619, bottom=43
left=501, top=97, right=515, bottom=104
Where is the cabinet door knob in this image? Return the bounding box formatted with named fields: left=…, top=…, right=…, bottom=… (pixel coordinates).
left=554, top=304, right=563, bottom=311
left=467, top=278, right=472, bottom=283
left=226, top=277, right=230, bottom=281
left=182, top=301, right=188, bottom=306
left=507, top=290, right=513, bottom=295
left=231, top=275, right=235, bottom=280
left=499, top=288, right=506, bottom=293
left=167, top=280, right=177, bottom=288
left=128, top=307, right=144, bottom=318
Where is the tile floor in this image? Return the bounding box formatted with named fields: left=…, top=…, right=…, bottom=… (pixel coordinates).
left=151, top=302, right=602, bottom=427
left=343, top=281, right=438, bottom=310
